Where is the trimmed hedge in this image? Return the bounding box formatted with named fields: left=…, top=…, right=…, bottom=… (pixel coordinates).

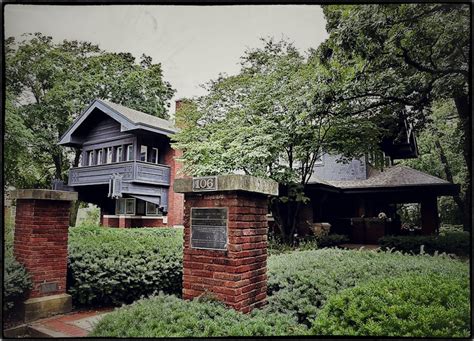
left=311, top=274, right=470, bottom=337
left=265, top=248, right=469, bottom=325
left=316, top=234, right=349, bottom=247
left=68, top=226, right=183, bottom=306
left=379, top=231, right=470, bottom=257
left=90, top=293, right=307, bottom=337
left=4, top=255, right=32, bottom=315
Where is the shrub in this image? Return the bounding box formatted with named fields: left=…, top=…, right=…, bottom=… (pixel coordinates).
left=316, top=234, right=349, bottom=247
left=265, top=248, right=469, bottom=325
left=379, top=232, right=470, bottom=257
left=311, top=274, right=470, bottom=337
left=4, top=255, right=32, bottom=315
left=68, top=226, right=183, bottom=306
left=90, top=293, right=307, bottom=337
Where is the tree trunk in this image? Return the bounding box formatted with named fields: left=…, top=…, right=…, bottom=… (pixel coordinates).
left=453, top=95, right=471, bottom=231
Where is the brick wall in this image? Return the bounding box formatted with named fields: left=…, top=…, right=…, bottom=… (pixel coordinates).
left=182, top=192, right=268, bottom=313
left=14, top=199, right=70, bottom=298
left=163, top=145, right=184, bottom=226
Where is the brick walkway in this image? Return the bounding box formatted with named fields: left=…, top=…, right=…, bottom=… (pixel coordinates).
left=29, top=308, right=112, bottom=337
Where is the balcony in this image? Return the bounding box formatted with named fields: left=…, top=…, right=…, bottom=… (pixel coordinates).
left=68, top=161, right=170, bottom=187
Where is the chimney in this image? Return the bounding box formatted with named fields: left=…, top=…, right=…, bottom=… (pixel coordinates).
left=175, top=99, right=183, bottom=113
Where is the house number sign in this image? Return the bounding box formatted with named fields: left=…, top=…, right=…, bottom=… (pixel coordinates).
left=191, top=208, right=227, bottom=250
left=192, top=176, right=218, bottom=192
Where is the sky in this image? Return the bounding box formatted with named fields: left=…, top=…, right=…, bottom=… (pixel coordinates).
left=5, top=5, right=328, bottom=115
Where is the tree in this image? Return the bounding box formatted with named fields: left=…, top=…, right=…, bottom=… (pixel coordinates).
left=320, top=4, right=470, bottom=229
left=5, top=33, right=175, bottom=188
left=401, top=99, right=468, bottom=225
left=173, top=39, right=380, bottom=242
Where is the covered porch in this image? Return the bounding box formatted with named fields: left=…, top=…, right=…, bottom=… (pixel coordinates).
left=306, top=165, right=460, bottom=243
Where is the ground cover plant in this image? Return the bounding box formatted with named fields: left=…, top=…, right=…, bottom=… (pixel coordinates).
left=311, top=273, right=470, bottom=337
left=68, top=226, right=183, bottom=306
left=90, top=247, right=469, bottom=337
left=379, top=231, right=470, bottom=257
left=90, top=293, right=307, bottom=337
left=3, top=216, right=32, bottom=317
left=265, top=248, right=469, bottom=326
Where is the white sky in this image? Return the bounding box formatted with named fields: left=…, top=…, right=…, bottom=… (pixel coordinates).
left=5, top=5, right=328, bottom=115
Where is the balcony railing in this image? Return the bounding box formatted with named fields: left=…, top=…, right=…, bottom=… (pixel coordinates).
left=68, top=161, right=170, bottom=187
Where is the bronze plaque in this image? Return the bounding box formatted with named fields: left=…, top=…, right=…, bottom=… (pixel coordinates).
left=191, top=208, right=227, bottom=250
left=40, top=282, right=58, bottom=294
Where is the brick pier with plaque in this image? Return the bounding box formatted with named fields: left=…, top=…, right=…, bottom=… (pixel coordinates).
left=174, top=175, right=278, bottom=313
left=12, top=189, right=78, bottom=321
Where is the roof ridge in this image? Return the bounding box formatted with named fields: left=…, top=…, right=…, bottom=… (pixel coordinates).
left=392, top=164, right=450, bottom=184
left=96, top=98, right=174, bottom=125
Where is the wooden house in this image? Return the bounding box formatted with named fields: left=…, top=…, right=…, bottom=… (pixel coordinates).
left=58, top=99, right=184, bottom=228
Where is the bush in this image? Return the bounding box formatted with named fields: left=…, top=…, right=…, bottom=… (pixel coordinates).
left=311, top=274, right=470, bottom=337
left=90, top=293, right=307, bottom=337
left=316, top=234, right=349, bottom=247
left=68, top=226, right=183, bottom=306
left=379, top=231, right=470, bottom=257
left=4, top=255, right=32, bottom=315
left=265, top=248, right=469, bottom=325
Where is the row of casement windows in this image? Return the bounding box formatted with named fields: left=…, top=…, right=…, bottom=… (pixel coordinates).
left=81, top=145, right=159, bottom=166
left=115, top=198, right=161, bottom=216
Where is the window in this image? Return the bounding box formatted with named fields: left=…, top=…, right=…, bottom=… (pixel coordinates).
left=97, top=149, right=103, bottom=165
left=146, top=202, right=161, bottom=216
left=115, top=146, right=123, bottom=162
left=136, top=200, right=146, bottom=216
left=125, top=198, right=135, bottom=214
left=126, top=144, right=133, bottom=161
left=140, top=145, right=148, bottom=162
left=78, top=153, right=83, bottom=167
left=150, top=148, right=159, bottom=164
left=87, top=150, right=95, bottom=166
left=115, top=198, right=136, bottom=215
left=106, top=147, right=113, bottom=163
left=115, top=198, right=125, bottom=214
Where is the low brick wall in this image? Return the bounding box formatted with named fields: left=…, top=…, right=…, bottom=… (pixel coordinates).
left=101, top=215, right=168, bottom=228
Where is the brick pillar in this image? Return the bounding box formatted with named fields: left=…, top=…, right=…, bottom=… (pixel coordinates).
left=12, top=189, right=78, bottom=322
left=174, top=175, right=278, bottom=313
left=118, top=215, right=126, bottom=228
left=164, top=145, right=185, bottom=227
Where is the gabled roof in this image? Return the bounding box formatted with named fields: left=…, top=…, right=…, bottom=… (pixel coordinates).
left=309, top=165, right=455, bottom=191
left=58, top=99, right=178, bottom=146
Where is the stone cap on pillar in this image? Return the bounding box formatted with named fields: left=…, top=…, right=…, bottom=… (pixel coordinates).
left=174, top=175, right=278, bottom=196
left=11, top=189, right=78, bottom=201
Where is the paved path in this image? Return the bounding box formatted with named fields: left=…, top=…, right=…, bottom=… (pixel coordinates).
left=29, top=308, right=112, bottom=337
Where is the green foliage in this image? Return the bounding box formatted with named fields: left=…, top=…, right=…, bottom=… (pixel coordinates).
left=173, top=38, right=380, bottom=242
left=379, top=232, right=470, bottom=257
left=4, top=255, right=32, bottom=315
left=5, top=33, right=174, bottom=187
left=311, top=274, right=470, bottom=337
left=320, top=5, right=470, bottom=230
left=90, top=293, right=307, bottom=337
left=265, top=248, right=468, bottom=325
left=68, top=226, right=183, bottom=306
left=77, top=206, right=100, bottom=227
left=401, top=100, right=468, bottom=225
left=316, top=234, right=349, bottom=247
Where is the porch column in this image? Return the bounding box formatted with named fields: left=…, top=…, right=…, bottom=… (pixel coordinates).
left=420, top=197, right=439, bottom=235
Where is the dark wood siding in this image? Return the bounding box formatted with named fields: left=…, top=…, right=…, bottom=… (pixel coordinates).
left=83, top=116, right=133, bottom=145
